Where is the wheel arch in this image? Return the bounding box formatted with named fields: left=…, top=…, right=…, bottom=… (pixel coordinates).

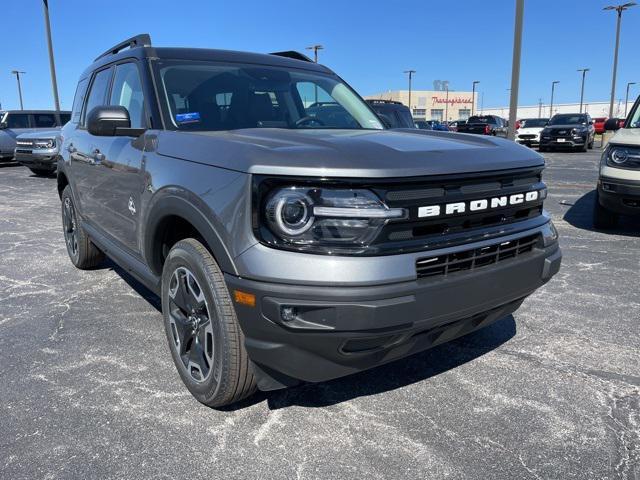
left=143, top=194, right=238, bottom=278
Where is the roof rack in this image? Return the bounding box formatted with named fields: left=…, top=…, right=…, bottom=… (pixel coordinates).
left=95, top=34, right=152, bottom=61
left=367, top=99, right=403, bottom=105
left=269, top=51, right=313, bottom=63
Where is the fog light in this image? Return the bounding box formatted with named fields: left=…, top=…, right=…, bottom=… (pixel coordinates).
left=281, top=306, right=298, bottom=322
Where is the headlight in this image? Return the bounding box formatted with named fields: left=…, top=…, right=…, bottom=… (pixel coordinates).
left=571, top=127, right=586, bottom=135
left=606, top=145, right=640, bottom=168
left=260, top=185, right=406, bottom=254
left=34, top=139, right=55, bottom=149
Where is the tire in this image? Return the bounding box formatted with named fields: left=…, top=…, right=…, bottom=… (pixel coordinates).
left=161, top=238, right=256, bottom=408
left=588, top=137, right=594, bottom=149
left=581, top=141, right=588, bottom=152
left=593, top=191, right=619, bottom=229
left=61, top=185, right=105, bottom=269
left=29, top=167, right=55, bottom=176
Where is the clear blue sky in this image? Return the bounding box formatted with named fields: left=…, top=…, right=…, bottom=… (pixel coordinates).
left=2, top=0, right=639, bottom=111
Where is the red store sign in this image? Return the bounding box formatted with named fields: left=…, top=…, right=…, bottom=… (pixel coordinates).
left=432, top=96, right=473, bottom=106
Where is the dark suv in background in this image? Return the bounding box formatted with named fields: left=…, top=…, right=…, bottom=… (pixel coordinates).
left=539, top=113, right=595, bottom=152
left=57, top=34, right=560, bottom=407
left=366, top=99, right=416, bottom=128
left=0, top=110, right=70, bottom=161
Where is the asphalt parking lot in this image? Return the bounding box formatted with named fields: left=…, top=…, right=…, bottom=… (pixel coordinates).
left=0, top=150, right=638, bottom=479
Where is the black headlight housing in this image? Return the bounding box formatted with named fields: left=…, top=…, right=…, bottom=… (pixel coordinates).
left=603, top=145, right=640, bottom=169
left=253, top=177, right=407, bottom=255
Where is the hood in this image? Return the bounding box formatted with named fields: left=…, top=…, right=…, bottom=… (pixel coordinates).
left=517, top=127, right=544, bottom=134
left=609, top=127, right=640, bottom=147
left=16, top=129, right=61, bottom=139
left=545, top=124, right=587, bottom=130
left=155, top=128, right=544, bottom=178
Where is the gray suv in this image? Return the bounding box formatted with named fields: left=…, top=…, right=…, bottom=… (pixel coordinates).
left=58, top=35, right=561, bottom=407
left=0, top=110, right=70, bottom=161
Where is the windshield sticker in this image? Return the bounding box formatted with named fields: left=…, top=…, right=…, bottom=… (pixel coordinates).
left=175, top=112, right=201, bottom=124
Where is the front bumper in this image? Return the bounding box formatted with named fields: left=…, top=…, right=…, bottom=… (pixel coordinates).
left=516, top=136, right=540, bottom=146
left=14, top=150, right=58, bottom=170
left=598, top=176, right=640, bottom=216
left=226, top=230, right=561, bottom=391
left=540, top=135, right=587, bottom=148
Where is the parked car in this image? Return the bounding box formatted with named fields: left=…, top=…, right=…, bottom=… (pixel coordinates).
left=539, top=113, right=595, bottom=152
left=457, top=115, right=508, bottom=137
left=58, top=34, right=561, bottom=407
left=593, top=99, right=640, bottom=228
left=14, top=130, right=61, bottom=176
left=515, top=118, right=549, bottom=148
left=414, top=120, right=433, bottom=130
left=366, top=100, right=416, bottom=129
left=419, top=120, right=449, bottom=131
left=0, top=110, right=70, bottom=161
left=447, top=120, right=466, bottom=132
left=593, top=117, right=608, bottom=135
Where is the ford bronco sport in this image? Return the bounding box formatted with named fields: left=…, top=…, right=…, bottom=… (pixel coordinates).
left=58, top=35, right=561, bottom=407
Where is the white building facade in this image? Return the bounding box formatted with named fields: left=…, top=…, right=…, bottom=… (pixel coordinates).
left=479, top=100, right=634, bottom=120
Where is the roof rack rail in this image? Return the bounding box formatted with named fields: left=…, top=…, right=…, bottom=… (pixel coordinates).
left=95, top=34, right=152, bottom=61
left=269, top=51, right=313, bottom=63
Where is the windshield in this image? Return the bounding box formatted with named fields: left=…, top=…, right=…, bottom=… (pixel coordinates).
left=549, top=114, right=587, bottom=125
left=519, top=119, right=548, bottom=128
left=155, top=61, right=384, bottom=131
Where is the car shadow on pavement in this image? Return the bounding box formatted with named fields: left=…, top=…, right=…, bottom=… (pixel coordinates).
left=563, top=189, right=639, bottom=237
left=263, top=316, right=516, bottom=410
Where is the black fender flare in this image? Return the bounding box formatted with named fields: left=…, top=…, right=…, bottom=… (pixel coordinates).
left=143, top=191, right=238, bottom=277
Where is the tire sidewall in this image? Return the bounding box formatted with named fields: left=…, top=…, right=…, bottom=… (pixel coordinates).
left=161, top=241, right=231, bottom=402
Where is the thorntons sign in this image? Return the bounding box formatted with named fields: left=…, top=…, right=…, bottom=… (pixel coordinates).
left=432, top=96, right=473, bottom=106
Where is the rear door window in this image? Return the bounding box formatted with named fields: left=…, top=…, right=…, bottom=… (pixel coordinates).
left=71, top=79, right=89, bottom=124
left=82, top=68, right=113, bottom=126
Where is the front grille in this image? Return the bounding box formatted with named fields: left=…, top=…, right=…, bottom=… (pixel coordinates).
left=518, top=134, right=536, bottom=140
left=15, top=149, right=34, bottom=154
left=416, top=234, right=539, bottom=278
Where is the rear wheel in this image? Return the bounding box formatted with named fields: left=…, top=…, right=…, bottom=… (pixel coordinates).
left=593, top=191, right=619, bottom=229
left=161, top=238, right=256, bottom=408
left=61, top=186, right=104, bottom=269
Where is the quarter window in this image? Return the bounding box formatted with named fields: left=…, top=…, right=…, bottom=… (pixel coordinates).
left=83, top=68, right=113, bottom=126
left=71, top=79, right=89, bottom=123
left=110, top=63, right=146, bottom=129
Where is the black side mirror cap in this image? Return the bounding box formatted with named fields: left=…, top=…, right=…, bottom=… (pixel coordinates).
left=87, top=105, right=145, bottom=137
left=604, top=118, right=621, bottom=131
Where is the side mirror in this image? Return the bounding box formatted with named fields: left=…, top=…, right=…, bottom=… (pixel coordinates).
left=604, top=118, right=621, bottom=131
left=87, top=105, right=144, bottom=136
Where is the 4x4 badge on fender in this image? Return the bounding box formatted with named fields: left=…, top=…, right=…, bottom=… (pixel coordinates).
left=128, top=197, right=136, bottom=215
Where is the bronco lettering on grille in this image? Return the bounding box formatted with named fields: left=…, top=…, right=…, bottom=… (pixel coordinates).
left=418, top=190, right=541, bottom=218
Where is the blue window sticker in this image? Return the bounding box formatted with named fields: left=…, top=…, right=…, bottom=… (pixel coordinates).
left=175, top=112, right=201, bottom=124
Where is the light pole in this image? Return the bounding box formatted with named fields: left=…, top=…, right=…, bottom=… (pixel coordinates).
left=577, top=68, right=589, bottom=113
left=550, top=80, right=559, bottom=118
left=404, top=70, right=416, bottom=113
left=538, top=98, right=543, bottom=118
left=471, top=80, right=479, bottom=116
left=42, top=0, right=61, bottom=122
left=306, top=44, right=323, bottom=104
left=11, top=71, right=25, bottom=110
left=604, top=3, right=637, bottom=118
left=507, top=0, right=525, bottom=141
left=625, top=82, right=636, bottom=116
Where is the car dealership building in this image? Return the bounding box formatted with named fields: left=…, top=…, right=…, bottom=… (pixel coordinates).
left=365, top=90, right=477, bottom=122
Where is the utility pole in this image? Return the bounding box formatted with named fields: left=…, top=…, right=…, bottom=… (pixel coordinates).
left=625, top=82, right=636, bottom=116
left=550, top=81, right=559, bottom=118
left=471, top=80, right=480, bottom=116
left=42, top=0, right=61, bottom=122
left=538, top=98, right=543, bottom=118
left=306, top=44, right=323, bottom=104
left=507, top=0, right=525, bottom=140
left=604, top=3, right=637, bottom=118
left=577, top=68, right=590, bottom=113
left=404, top=70, right=416, bottom=113
left=11, top=71, right=25, bottom=110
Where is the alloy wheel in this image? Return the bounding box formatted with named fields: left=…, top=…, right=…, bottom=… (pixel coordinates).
left=63, top=197, right=79, bottom=259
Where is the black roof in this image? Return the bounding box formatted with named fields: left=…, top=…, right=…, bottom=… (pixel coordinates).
left=83, top=33, right=332, bottom=78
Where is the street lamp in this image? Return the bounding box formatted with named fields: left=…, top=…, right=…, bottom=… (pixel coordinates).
left=507, top=0, right=525, bottom=140
left=306, top=45, right=323, bottom=103
left=550, top=81, right=559, bottom=118
left=404, top=70, right=416, bottom=114
left=471, top=81, right=480, bottom=116
left=604, top=3, right=637, bottom=117
left=42, top=0, right=61, bottom=122
left=577, top=68, right=590, bottom=113
left=11, top=71, right=25, bottom=110
left=625, top=82, right=636, bottom=116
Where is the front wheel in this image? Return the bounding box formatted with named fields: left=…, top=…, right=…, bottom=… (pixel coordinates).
left=161, top=238, right=256, bottom=408
left=61, top=186, right=104, bottom=269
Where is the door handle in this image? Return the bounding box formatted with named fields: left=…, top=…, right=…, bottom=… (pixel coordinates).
left=90, top=148, right=105, bottom=164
